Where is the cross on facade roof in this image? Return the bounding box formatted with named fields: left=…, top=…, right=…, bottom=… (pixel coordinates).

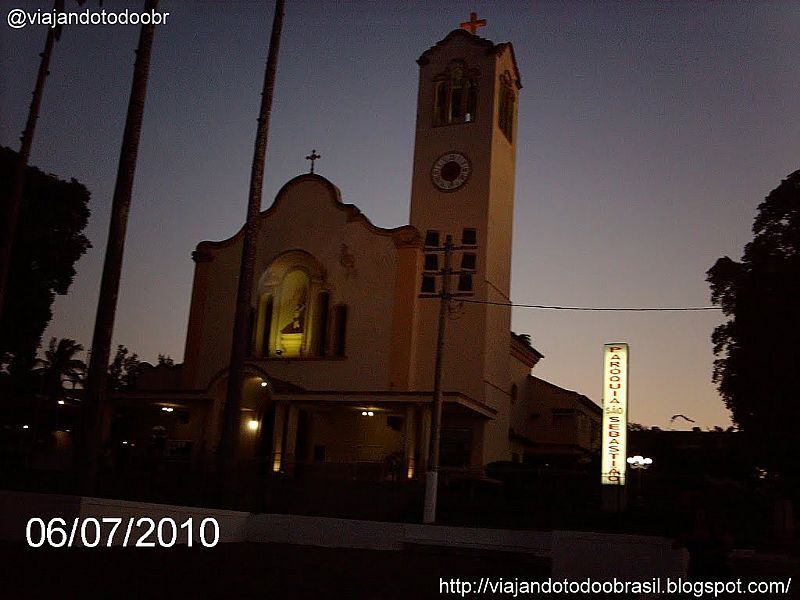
left=305, top=149, right=321, bottom=174
left=459, top=12, right=486, bottom=35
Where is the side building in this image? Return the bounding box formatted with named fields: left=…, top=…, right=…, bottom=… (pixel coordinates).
left=511, top=373, right=602, bottom=467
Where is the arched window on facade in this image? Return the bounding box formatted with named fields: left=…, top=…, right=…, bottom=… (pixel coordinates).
left=433, top=62, right=479, bottom=126
left=254, top=251, right=332, bottom=359
left=332, top=304, right=348, bottom=357
left=315, top=292, right=330, bottom=357
left=260, top=296, right=273, bottom=356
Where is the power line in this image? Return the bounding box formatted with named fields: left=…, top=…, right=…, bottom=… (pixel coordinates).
left=457, top=298, right=720, bottom=312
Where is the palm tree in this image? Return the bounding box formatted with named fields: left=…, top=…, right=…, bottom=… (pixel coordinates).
left=80, top=0, right=160, bottom=492
left=219, top=0, right=286, bottom=470
left=34, top=337, right=86, bottom=399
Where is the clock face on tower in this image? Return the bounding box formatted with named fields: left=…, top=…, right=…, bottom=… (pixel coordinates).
left=431, top=152, right=471, bottom=191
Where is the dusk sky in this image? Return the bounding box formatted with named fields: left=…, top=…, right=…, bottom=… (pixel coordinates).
left=2, top=1, right=799, bottom=429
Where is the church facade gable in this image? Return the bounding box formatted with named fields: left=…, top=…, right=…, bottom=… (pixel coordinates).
left=182, top=174, right=420, bottom=394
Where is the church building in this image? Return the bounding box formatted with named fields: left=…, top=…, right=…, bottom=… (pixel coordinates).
left=112, top=18, right=599, bottom=479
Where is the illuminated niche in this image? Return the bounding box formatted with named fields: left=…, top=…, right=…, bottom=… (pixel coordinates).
left=254, top=250, right=331, bottom=358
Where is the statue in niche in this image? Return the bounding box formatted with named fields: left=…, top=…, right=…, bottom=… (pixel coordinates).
left=277, top=269, right=309, bottom=357
left=281, top=301, right=306, bottom=333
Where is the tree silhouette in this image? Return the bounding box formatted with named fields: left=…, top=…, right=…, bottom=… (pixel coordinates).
left=707, top=169, right=800, bottom=491
left=0, top=0, right=89, bottom=322
left=0, top=147, right=91, bottom=382
left=34, top=337, right=86, bottom=398
left=107, top=345, right=142, bottom=391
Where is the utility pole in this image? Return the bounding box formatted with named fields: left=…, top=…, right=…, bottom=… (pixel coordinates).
left=424, top=235, right=453, bottom=524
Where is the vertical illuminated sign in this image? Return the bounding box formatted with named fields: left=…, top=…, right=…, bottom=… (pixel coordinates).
left=602, top=343, right=628, bottom=485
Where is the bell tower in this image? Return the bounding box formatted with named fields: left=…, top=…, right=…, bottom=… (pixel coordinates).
left=408, top=18, right=521, bottom=462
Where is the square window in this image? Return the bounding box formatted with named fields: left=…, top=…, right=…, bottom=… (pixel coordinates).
left=424, top=230, right=440, bottom=247
left=421, top=275, right=436, bottom=293
left=457, top=274, right=473, bottom=292
left=461, top=253, right=476, bottom=271
left=424, top=254, right=438, bottom=271
left=462, top=228, right=477, bottom=245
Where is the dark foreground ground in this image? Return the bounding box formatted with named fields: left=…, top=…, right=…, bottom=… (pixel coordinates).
left=1, top=541, right=797, bottom=600
left=1, top=541, right=548, bottom=599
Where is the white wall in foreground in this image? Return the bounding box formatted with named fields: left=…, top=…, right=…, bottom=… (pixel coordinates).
left=1, top=490, right=688, bottom=580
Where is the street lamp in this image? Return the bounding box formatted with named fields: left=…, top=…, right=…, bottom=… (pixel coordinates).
left=626, top=455, right=653, bottom=504
left=627, top=455, right=653, bottom=468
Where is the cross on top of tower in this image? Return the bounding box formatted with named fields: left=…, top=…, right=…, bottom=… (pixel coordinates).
left=459, top=12, right=486, bottom=35
left=305, top=149, right=321, bottom=174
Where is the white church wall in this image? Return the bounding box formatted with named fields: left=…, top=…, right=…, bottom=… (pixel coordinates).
left=411, top=295, right=487, bottom=402
left=187, top=176, right=405, bottom=393
left=253, top=178, right=401, bottom=392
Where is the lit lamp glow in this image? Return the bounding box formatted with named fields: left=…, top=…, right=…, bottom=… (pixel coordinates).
left=248, top=419, right=260, bottom=431
left=626, top=455, right=653, bottom=469
left=260, top=381, right=268, bottom=387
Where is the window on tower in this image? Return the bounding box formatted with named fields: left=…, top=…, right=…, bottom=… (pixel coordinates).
left=462, top=228, right=477, bottom=246
left=466, top=80, right=478, bottom=122
left=424, top=230, right=440, bottom=247
left=450, top=68, right=464, bottom=121
left=461, top=253, right=476, bottom=271
left=433, top=62, right=479, bottom=126
left=498, top=71, right=516, bottom=142
left=424, top=254, right=439, bottom=271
